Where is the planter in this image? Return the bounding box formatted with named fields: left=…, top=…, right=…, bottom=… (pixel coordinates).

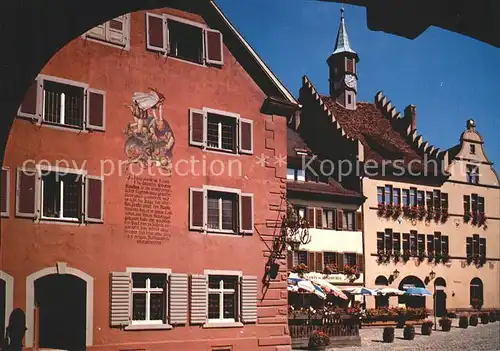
left=458, top=316, right=468, bottom=329
left=421, top=321, right=433, bottom=335
left=382, top=327, right=394, bottom=343
left=489, top=311, right=496, bottom=323
left=469, top=315, right=479, bottom=326
left=439, top=318, right=452, bottom=332
left=396, top=317, right=407, bottom=328
left=403, top=325, right=415, bottom=340
left=308, top=330, right=330, bottom=350
left=480, top=313, right=489, bottom=324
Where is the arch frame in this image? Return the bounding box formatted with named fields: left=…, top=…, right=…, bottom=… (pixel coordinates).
left=25, top=263, right=93, bottom=347
left=0, top=271, right=14, bottom=334
left=374, top=275, right=388, bottom=286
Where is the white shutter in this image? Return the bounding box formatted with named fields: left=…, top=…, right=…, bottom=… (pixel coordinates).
left=87, top=23, right=106, bottom=41
left=190, top=274, right=207, bottom=324
left=170, top=273, right=188, bottom=325
left=17, top=77, right=42, bottom=122
left=146, top=13, right=166, bottom=53
left=240, top=276, right=257, bottom=323
left=1, top=167, right=10, bottom=217
left=110, top=272, right=131, bottom=327
left=107, top=15, right=129, bottom=47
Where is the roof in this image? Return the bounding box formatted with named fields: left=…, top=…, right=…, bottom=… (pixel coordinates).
left=332, top=8, right=357, bottom=56
left=209, top=1, right=297, bottom=105
left=288, top=128, right=311, bottom=157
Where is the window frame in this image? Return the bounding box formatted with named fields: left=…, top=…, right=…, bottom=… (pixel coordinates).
left=377, top=186, right=384, bottom=205
left=470, top=144, right=476, bottom=155
left=204, top=270, right=242, bottom=326
left=466, top=165, right=479, bottom=184
left=40, top=171, right=83, bottom=222
left=204, top=185, right=241, bottom=234
left=165, top=15, right=205, bottom=65
left=1, top=167, right=10, bottom=217
left=321, top=208, right=336, bottom=230
left=83, top=14, right=131, bottom=50
left=342, top=210, right=355, bottom=231
left=343, top=252, right=357, bottom=267
left=203, top=107, right=240, bottom=155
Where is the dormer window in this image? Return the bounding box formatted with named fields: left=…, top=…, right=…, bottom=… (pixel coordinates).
left=466, top=165, right=479, bottom=184
left=470, top=144, right=476, bottom=155
left=286, top=168, right=305, bottom=181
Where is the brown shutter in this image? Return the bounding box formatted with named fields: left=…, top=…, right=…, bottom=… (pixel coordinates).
left=16, top=168, right=37, bottom=218
left=307, top=252, right=315, bottom=272
left=85, top=176, right=103, bottom=223
left=337, top=252, right=344, bottom=270
left=146, top=13, right=165, bottom=52
left=1, top=168, right=9, bottom=216
left=189, top=188, right=205, bottom=231
left=315, top=252, right=324, bottom=272
left=204, top=29, right=224, bottom=65
left=240, top=193, right=253, bottom=234
left=287, top=251, right=293, bottom=270
left=18, top=80, right=39, bottom=119
left=307, top=208, right=315, bottom=227
left=315, top=208, right=322, bottom=229
left=337, top=209, right=344, bottom=230
left=189, top=109, right=205, bottom=147
left=356, top=212, right=363, bottom=231
left=110, top=272, right=131, bottom=327
left=86, top=89, right=105, bottom=130
left=357, top=254, right=364, bottom=272
left=238, top=118, right=253, bottom=154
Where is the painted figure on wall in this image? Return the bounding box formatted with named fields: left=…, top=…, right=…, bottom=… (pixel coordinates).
left=123, top=88, right=175, bottom=171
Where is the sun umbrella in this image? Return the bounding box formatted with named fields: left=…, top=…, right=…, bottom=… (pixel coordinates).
left=288, top=285, right=299, bottom=292
left=297, top=280, right=316, bottom=293
left=345, top=287, right=377, bottom=296
left=404, top=287, right=432, bottom=296
left=376, top=287, right=405, bottom=296
left=312, top=284, right=327, bottom=299
left=311, top=279, right=349, bottom=300
left=288, top=277, right=303, bottom=284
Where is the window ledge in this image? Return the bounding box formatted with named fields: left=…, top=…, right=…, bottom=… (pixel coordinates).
left=37, top=219, right=85, bottom=227
left=125, top=323, right=173, bottom=331
left=203, top=322, right=243, bottom=329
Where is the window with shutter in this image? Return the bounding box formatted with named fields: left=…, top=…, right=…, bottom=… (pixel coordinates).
left=131, top=273, right=167, bottom=325
left=240, top=276, right=257, bottom=323
left=85, top=176, right=103, bottom=223
left=41, top=172, right=82, bottom=222
left=336, top=252, right=344, bottom=269
left=466, top=237, right=472, bottom=257
left=85, top=15, right=130, bottom=49
left=315, top=208, right=322, bottom=229
left=18, top=79, right=42, bottom=121
left=189, top=109, right=206, bottom=147
left=239, top=193, right=253, bottom=234
left=336, top=209, right=343, bottom=230
left=1, top=168, right=10, bottom=217
left=205, top=29, right=224, bottom=65
left=167, top=18, right=204, bottom=63
left=189, top=188, right=205, bottom=231
left=356, top=212, right=363, bottom=231
left=190, top=275, right=208, bottom=324
left=146, top=13, right=166, bottom=52
left=315, top=252, right=324, bottom=273
left=238, top=118, right=253, bottom=154
left=169, top=273, right=188, bottom=325
left=86, top=89, right=106, bottom=131
left=307, top=252, right=316, bottom=272
left=110, top=272, right=131, bottom=327
left=307, top=208, right=315, bottom=227
left=357, top=254, right=364, bottom=272
left=16, top=168, right=37, bottom=218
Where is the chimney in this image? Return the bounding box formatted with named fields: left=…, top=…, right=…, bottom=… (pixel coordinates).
left=404, top=104, right=417, bottom=132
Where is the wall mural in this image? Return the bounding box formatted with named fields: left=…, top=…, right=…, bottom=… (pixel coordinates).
left=123, top=88, right=175, bottom=171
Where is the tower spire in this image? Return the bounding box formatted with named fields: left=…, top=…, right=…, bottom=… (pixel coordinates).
left=333, top=7, right=356, bottom=56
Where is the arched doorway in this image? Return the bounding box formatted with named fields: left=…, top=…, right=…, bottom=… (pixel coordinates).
left=434, top=277, right=447, bottom=317
left=0, top=271, right=13, bottom=347
left=470, top=278, right=483, bottom=308
left=374, top=275, right=389, bottom=308
left=398, top=275, right=426, bottom=308
left=35, top=274, right=86, bottom=350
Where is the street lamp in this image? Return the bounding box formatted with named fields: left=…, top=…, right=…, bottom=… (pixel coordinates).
left=393, top=269, right=400, bottom=279
left=429, top=270, right=436, bottom=280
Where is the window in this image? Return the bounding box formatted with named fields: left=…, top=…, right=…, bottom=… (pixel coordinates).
left=346, top=58, right=355, bottom=73
left=146, top=13, right=224, bottom=66
left=409, top=188, right=416, bottom=206
left=464, top=195, right=471, bottom=213
left=470, top=144, right=476, bottom=154
left=426, top=191, right=433, bottom=209
left=470, top=278, right=483, bottom=307
left=1, top=168, right=10, bottom=217
left=434, top=232, right=442, bottom=253
left=384, top=185, right=392, bottom=205
left=322, top=209, right=335, bottom=229
left=207, top=113, right=236, bottom=152
left=207, top=191, right=237, bottom=231
left=324, top=252, right=337, bottom=268
left=393, top=188, right=401, bottom=206
left=402, top=233, right=409, bottom=251
left=417, top=191, right=424, bottom=207
left=377, top=187, right=384, bottom=205
left=43, top=80, right=84, bottom=128
left=296, top=169, right=305, bottom=181
left=286, top=168, right=295, bottom=180
left=433, top=190, right=441, bottom=209
left=393, top=233, right=401, bottom=252
left=427, top=234, right=434, bottom=253
left=402, top=189, right=409, bottom=206
left=132, top=273, right=166, bottom=324
left=417, top=234, right=426, bottom=254
left=441, top=193, right=448, bottom=211
left=295, top=251, right=308, bottom=266
left=471, top=194, right=477, bottom=212
left=347, top=94, right=352, bottom=105
left=466, top=165, right=479, bottom=184
left=295, top=206, right=306, bottom=221
left=85, top=15, right=130, bottom=49
left=344, top=253, right=357, bottom=266
left=377, top=232, right=384, bottom=252
left=479, top=238, right=486, bottom=257
left=441, top=236, right=449, bottom=254
left=468, top=235, right=486, bottom=257
left=342, top=211, right=355, bottom=231
left=477, top=196, right=485, bottom=213
left=409, top=231, right=417, bottom=255
left=41, top=172, right=81, bottom=220
left=384, top=229, right=393, bottom=252
left=208, top=275, right=238, bottom=322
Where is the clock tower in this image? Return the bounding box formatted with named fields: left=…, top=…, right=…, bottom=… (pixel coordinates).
left=327, top=8, right=359, bottom=110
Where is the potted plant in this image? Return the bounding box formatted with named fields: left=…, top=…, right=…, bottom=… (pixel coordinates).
left=471, top=298, right=483, bottom=311
left=417, top=250, right=426, bottom=262
left=471, top=211, right=479, bottom=225
left=403, top=324, right=415, bottom=340
left=441, top=252, right=450, bottom=264
left=376, top=250, right=385, bottom=264
left=382, top=327, right=394, bottom=343
left=323, top=264, right=337, bottom=275
left=469, top=315, right=479, bottom=326
left=377, top=204, right=385, bottom=217
left=434, top=207, right=442, bottom=222
left=421, top=320, right=433, bottom=335
left=463, top=210, right=471, bottom=223
left=489, top=311, right=496, bottom=323
left=396, top=314, right=407, bottom=328
left=417, top=205, right=426, bottom=220
left=392, top=205, right=402, bottom=220
left=385, top=204, right=394, bottom=218
left=409, top=206, right=418, bottom=220
left=402, top=249, right=411, bottom=263
left=393, top=250, right=401, bottom=263
left=402, top=205, right=410, bottom=218
left=459, top=315, right=468, bottom=328
left=425, top=207, right=434, bottom=221
left=292, top=263, right=308, bottom=278
left=441, top=209, right=449, bottom=223
left=308, top=330, right=330, bottom=350
left=478, top=212, right=487, bottom=227
left=435, top=251, right=443, bottom=264
left=427, top=250, right=435, bottom=262
left=480, top=313, right=489, bottom=324
left=439, top=317, right=452, bottom=331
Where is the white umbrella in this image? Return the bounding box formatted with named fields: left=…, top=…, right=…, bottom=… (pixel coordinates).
left=297, top=280, right=316, bottom=293
left=312, top=279, right=349, bottom=300
left=345, top=287, right=377, bottom=296
left=376, top=287, right=405, bottom=296
left=288, top=285, right=299, bottom=292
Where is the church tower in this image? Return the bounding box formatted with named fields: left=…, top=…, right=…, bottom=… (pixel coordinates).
left=327, top=8, right=359, bottom=110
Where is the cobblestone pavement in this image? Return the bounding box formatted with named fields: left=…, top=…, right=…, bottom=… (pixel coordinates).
left=337, top=322, right=500, bottom=350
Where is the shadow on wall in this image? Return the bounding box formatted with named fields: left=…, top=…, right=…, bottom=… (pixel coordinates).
left=3, top=308, right=26, bottom=351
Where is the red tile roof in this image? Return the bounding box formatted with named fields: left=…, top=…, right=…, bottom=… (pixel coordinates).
left=287, top=180, right=363, bottom=198
left=288, top=128, right=312, bottom=157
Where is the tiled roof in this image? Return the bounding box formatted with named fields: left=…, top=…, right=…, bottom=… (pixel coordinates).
left=287, top=180, right=363, bottom=199
left=287, top=128, right=311, bottom=157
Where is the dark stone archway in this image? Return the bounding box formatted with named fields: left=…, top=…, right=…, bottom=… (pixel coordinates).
left=398, top=275, right=426, bottom=308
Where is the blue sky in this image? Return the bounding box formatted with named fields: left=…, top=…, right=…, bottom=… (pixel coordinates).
left=217, top=0, right=500, bottom=169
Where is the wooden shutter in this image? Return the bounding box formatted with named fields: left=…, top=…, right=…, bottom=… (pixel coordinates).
left=315, top=252, right=324, bottom=272
left=337, top=209, right=344, bottom=230
left=315, top=208, right=322, bottom=229
left=87, top=23, right=106, bottom=40
left=85, top=175, right=103, bottom=223
left=189, top=188, right=205, bottom=231
left=287, top=251, right=293, bottom=270
left=204, top=28, right=224, bottom=65
left=356, top=212, right=363, bottom=231
left=16, top=168, right=37, bottom=218
left=86, top=88, right=106, bottom=131
left=107, top=15, right=129, bottom=46
left=307, top=252, right=316, bottom=272
left=1, top=168, right=9, bottom=217
left=337, top=252, right=344, bottom=269
left=190, top=274, right=207, bottom=325
left=466, top=237, right=472, bottom=256
left=110, top=272, right=131, bottom=327
left=146, top=13, right=166, bottom=52
left=238, top=118, right=253, bottom=154
left=241, top=276, right=257, bottom=323
left=18, top=78, right=42, bottom=121
left=357, top=254, right=364, bottom=272
left=307, top=208, right=315, bottom=227
left=240, top=193, right=254, bottom=234
left=189, top=109, right=206, bottom=147
left=170, top=273, right=188, bottom=325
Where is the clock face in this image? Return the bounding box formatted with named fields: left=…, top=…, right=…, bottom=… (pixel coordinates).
left=344, top=74, right=357, bottom=89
